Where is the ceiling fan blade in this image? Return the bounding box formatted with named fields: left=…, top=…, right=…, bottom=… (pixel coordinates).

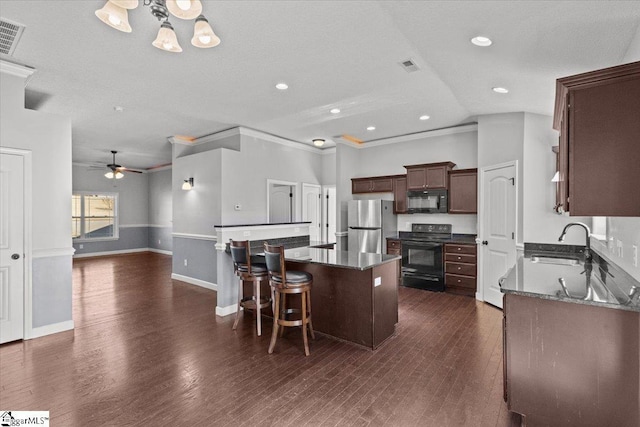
left=118, top=167, right=144, bottom=174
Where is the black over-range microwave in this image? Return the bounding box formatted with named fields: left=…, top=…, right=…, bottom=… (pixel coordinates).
left=406, top=189, right=448, bottom=213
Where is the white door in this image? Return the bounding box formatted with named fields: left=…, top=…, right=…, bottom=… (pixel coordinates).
left=269, top=184, right=293, bottom=223
left=0, top=153, right=25, bottom=343
left=323, top=186, right=336, bottom=244
left=481, top=163, right=516, bottom=309
left=302, top=184, right=321, bottom=242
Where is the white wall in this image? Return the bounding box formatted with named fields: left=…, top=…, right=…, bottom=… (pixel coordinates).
left=335, top=143, right=360, bottom=233
left=322, top=151, right=336, bottom=185
left=73, top=165, right=149, bottom=226
left=148, top=168, right=172, bottom=226
left=522, top=113, right=591, bottom=245
left=219, top=134, right=323, bottom=225
left=597, top=218, right=640, bottom=281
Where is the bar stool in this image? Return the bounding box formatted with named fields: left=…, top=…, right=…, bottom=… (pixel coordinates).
left=263, top=243, right=315, bottom=356
left=230, top=239, right=271, bottom=336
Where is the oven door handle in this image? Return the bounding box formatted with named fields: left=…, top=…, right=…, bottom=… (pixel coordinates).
left=403, top=241, right=442, bottom=249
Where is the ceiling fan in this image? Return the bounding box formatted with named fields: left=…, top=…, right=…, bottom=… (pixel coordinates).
left=99, top=150, right=143, bottom=179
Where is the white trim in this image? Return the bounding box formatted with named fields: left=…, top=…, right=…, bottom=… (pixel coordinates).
left=172, top=232, right=217, bottom=241
left=215, top=303, right=238, bottom=317
left=188, top=127, right=241, bottom=145
left=29, top=320, right=74, bottom=339
left=119, top=224, right=149, bottom=228
left=335, top=231, right=348, bottom=237
left=1, top=148, right=33, bottom=345
left=336, top=123, right=478, bottom=149
left=33, top=247, right=75, bottom=258
left=149, top=224, right=172, bottom=228
left=149, top=248, right=172, bottom=255
left=0, top=59, right=36, bottom=82
left=73, top=248, right=149, bottom=258
left=321, top=147, right=336, bottom=155
left=213, top=222, right=311, bottom=232
left=171, top=273, right=217, bottom=291
left=240, top=127, right=322, bottom=154
left=516, top=243, right=525, bottom=251
left=72, top=191, right=119, bottom=240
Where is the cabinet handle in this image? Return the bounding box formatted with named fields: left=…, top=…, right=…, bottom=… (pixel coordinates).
left=458, top=267, right=461, bottom=270
left=457, top=248, right=461, bottom=251
left=458, top=279, right=461, bottom=283
left=457, top=256, right=461, bottom=260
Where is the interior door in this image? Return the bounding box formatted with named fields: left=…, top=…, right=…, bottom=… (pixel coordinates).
left=0, top=153, right=25, bottom=344
left=302, top=184, right=321, bottom=242
left=322, top=186, right=336, bottom=243
left=269, top=183, right=293, bottom=223
left=481, top=163, right=516, bottom=309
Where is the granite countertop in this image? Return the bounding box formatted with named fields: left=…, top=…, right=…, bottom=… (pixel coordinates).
left=279, top=247, right=400, bottom=271
left=500, top=243, right=640, bottom=313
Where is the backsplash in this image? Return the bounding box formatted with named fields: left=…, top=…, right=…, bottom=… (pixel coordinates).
left=397, top=213, right=477, bottom=234
left=591, top=217, right=640, bottom=282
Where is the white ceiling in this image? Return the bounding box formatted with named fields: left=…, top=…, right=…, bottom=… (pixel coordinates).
left=1, top=1, right=639, bottom=169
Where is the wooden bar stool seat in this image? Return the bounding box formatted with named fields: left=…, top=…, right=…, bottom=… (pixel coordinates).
left=230, top=239, right=271, bottom=336
left=263, top=243, right=315, bottom=356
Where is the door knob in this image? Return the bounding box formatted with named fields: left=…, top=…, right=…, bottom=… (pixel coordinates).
left=482, top=241, right=488, bottom=245
left=11, top=253, right=20, bottom=260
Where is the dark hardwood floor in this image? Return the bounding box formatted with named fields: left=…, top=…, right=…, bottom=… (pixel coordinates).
left=0, top=252, right=521, bottom=426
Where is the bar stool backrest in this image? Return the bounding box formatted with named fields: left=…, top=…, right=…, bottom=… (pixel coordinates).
left=263, top=243, right=287, bottom=282
left=230, top=239, right=252, bottom=273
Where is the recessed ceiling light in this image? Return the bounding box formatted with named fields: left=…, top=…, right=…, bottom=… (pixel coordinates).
left=492, top=87, right=509, bottom=94
left=367, top=126, right=376, bottom=131
left=114, top=106, right=124, bottom=112
left=471, top=36, right=492, bottom=47
left=312, top=139, right=325, bottom=147
left=419, top=115, right=430, bottom=121
left=330, top=108, right=341, bottom=114
left=275, top=83, right=289, bottom=90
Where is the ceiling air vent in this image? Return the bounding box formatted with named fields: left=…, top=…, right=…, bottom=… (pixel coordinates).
left=399, top=58, right=419, bottom=73
left=0, top=18, right=26, bottom=56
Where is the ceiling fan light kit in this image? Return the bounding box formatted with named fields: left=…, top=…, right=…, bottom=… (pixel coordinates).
left=95, top=0, right=220, bottom=53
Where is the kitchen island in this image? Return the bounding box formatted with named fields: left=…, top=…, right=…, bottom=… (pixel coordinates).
left=500, top=244, right=639, bottom=427
left=266, top=247, right=401, bottom=350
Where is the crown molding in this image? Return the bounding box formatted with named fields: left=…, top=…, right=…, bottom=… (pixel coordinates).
left=0, top=59, right=36, bottom=84
left=336, top=123, right=478, bottom=149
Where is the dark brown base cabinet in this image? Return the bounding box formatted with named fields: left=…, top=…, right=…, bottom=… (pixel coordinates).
left=553, top=61, right=640, bottom=216
left=503, top=294, right=639, bottom=426
left=444, top=243, right=476, bottom=296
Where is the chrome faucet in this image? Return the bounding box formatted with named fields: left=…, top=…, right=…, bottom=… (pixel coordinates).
left=558, top=222, right=592, bottom=261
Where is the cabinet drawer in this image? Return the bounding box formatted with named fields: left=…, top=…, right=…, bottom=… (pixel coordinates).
left=387, top=239, right=401, bottom=249
left=387, top=248, right=401, bottom=256
left=445, top=273, right=477, bottom=289
left=445, top=262, right=476, bottom=277
left=445, top=253, right=476, bottom=264
left=445, top=244, right=476, bottom=255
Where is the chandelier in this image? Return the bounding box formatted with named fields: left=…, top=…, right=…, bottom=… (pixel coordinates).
left=95, top=0, right=221, bottom=53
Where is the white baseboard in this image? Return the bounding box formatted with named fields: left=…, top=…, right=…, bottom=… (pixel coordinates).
left=216, top=303, right=238, bottom=317
left=149, top=248, right=172, bottom=255
left=73, top=248, right=149, bottom=258
left=29, top=320, right=74, bottom=339
left=171, top=273, right=217, bottom=291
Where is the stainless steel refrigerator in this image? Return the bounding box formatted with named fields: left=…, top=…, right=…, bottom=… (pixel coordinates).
left=347, top=200, right=397, bottom=254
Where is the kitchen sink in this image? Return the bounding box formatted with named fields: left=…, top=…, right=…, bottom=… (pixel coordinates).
left=530, top=255, right=582, bottom=266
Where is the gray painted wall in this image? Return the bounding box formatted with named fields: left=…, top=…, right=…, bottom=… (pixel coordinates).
left=32, top=256, right=73, bottom=327
left=73, top=226, right=149, bottom=255
left=149, top=226, right=172, bottom=252
left=172, top=237, right=217, bottom=284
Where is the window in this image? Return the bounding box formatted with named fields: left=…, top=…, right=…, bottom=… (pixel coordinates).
left=72, top=192, right=118, bottom=240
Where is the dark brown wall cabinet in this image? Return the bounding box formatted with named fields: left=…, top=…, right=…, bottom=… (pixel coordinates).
left=392, top=175, right=407, bottom=214
left=351, top=176, right=394, bottom=194
left=444, top=243, right=476, bottom=297
left=553, top=61, right=640, bottom=216
left=448, top=168, right=477, bottom=214
left=404, top=162, right=456, bottom=190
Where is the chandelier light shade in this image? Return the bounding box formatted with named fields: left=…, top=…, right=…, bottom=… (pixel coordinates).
left=95, top=1, right=132, bottom=33
left=191, top=15, right=220, bottom=48
left=152, top=21, right=183, bottom=52
left=166, top=0, right=202, bottom=20
left=95, top=0, right=220, bottom=53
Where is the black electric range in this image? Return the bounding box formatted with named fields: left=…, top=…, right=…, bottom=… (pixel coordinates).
left=398, top=224, right=452, bottom=291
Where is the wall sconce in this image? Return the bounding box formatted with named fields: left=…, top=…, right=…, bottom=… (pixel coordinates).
left=182, top=177, right=194, bottom=190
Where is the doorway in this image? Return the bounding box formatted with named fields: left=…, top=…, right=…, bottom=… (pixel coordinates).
left=267, top=180, right=297, bottom=223
left=302, top=183, right=321, bottom=242
left=322, top=186, right=336, bottom=244
left=479, top=161, right=517, bottom=309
